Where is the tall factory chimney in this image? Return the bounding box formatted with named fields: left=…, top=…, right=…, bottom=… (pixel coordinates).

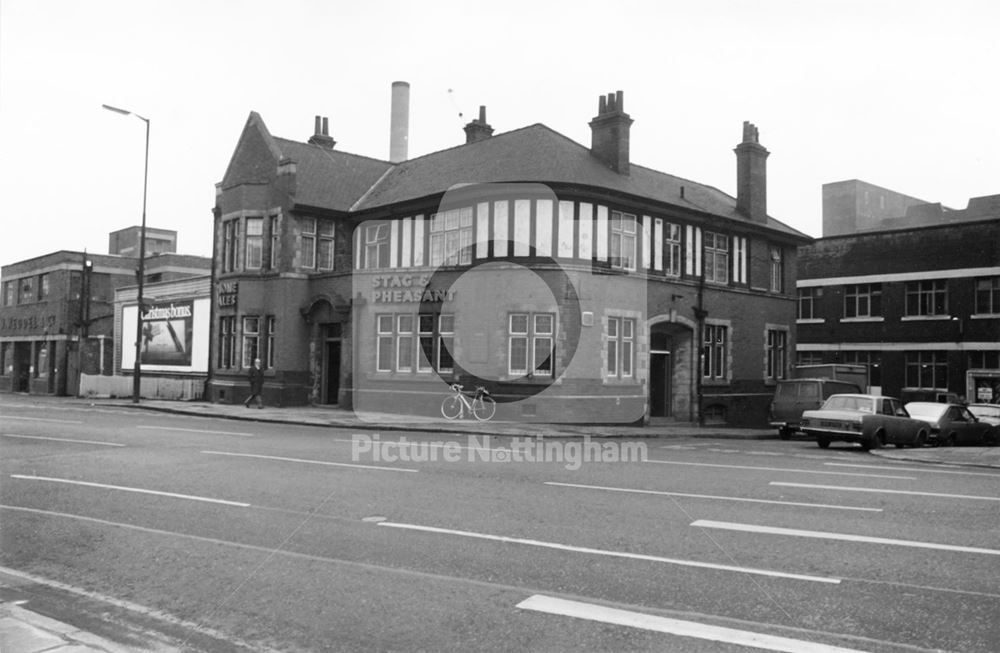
left=390, top=81, right=410, bottom=163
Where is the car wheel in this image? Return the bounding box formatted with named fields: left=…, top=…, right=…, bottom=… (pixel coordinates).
left=942, top=434, right=957, bottom=447
left=894, top=442, right=906, bottom=448
left=914, top=432, right=927, bottom=448
left=861, top=432, right=882, bottom=451
left=817, top=436, right=830, bottom=449
left=779, top=428, right=792, bottom=440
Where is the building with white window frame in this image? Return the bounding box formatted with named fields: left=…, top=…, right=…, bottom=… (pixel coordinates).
left=797, top=188, right=1000, bottom=404
left=208, top=90, right=810, bottom=425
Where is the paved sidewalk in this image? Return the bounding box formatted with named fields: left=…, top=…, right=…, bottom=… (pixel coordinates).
left=83, top=397, right=777, bottom=440
left=0, top=601, right=169, bottom=653
left=871, top=445, right=1000, bottom=469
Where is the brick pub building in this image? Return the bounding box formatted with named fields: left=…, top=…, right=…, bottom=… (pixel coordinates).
left=209, top=87, right=810, bottom=425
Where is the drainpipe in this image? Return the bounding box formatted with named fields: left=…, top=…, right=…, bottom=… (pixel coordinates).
left=694, top=268, right=707, bottom=426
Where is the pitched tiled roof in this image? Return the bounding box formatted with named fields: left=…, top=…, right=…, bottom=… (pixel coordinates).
left=273, top=138, right=392, bottom=213
left=350, top=124, right=806, bottom=238
left=245, top=114, right=807, bottom=239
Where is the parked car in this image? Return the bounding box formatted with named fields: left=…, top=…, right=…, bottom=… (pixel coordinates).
left=801, top=394, right=929, bottom=450
left=905, top=402, right=998, bottom=446
left=967, top=403, right=1000, bottom=430
left=769, top=377, right=864, bottom=439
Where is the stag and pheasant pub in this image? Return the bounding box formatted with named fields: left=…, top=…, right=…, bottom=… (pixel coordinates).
left=207, top=91, right=810, bottom=426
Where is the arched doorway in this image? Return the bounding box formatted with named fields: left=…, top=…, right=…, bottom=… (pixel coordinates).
left=647, top=316, right=695, bottom=420
left=301, top=294, right=350, bottom=405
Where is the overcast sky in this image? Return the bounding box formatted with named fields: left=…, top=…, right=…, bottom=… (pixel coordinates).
left=1, top=0, right=996, bottom=267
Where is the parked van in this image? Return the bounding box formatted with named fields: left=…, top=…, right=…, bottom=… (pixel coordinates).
left=769, top=365, right=868, bottom=439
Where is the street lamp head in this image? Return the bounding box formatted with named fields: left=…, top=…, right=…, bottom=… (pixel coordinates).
left=102, top=103, right=149, bottom=123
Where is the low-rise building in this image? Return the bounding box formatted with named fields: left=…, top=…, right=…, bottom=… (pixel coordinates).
left=209, top=89, right=812, bottom=425
left=797, top=190, right=1000, bottom=403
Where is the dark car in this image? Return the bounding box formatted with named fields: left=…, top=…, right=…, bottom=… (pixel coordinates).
left=966, top=404, right=1000, bottom=444
left=904, top=402, right=997, bottom=446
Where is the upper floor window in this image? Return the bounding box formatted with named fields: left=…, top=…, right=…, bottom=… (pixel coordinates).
left=703, top=232, right=729, bottom=284
left=769, top=246, right=783, bottom=293
left=269, top=216, right=279, bottom=269
left=430, top=209, right=473, bottom=267
left=975, top=277, right=1000, bottom=314
left=844, top=283, right=882, bottom=318
left=703, top=323, right=728, bottom=380
left=301, top=218, right=335, bottom=270
left=509, top=312, right=554, bottom=377
left=365, top=224, right=390, bottom=269
left=905, top=279, right=947, bottom=316
left=4, top=280, right=15, bottom=306
left=222, top=220, right=237, bottom=272
left=610, top=211, right=637, bottom=271
left=245, top=218, right=263, bottom=269
left=38, top=274, right=50, bottom=300
left=664, top=222, right=681, bottom=276
left=19, top=277, right=33, bottom=304
left=798, top=287, right=818, bottom=320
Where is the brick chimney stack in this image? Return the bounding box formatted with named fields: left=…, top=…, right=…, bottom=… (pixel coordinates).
left=735, top=121, right=769, bottom=223
left=464, top=105, right=494, bottom=144
left=589, top=91, right=633, bottom=175
left=308, top=115, right=336, bottom=149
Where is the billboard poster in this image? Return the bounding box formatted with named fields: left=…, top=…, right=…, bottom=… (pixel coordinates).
left=140, top=301, right=194, bottom=366
left=121, top=298, right=209, bottom=373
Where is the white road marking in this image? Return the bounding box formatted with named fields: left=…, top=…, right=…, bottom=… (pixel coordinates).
left=544, top=481, right=882, bottom=512
left=202, top=450, right=419, bottom=473
left=376, top=521, right=839, bottom=584
left=137, top=425, right=255, bottom=437
left=2, top=415, right=82, bottom=424
left=771, top=481, right=1000, bottom=501
left=9, top=474, right=250, bottom=507
left=1, top=434, right=125, bottom=447
left=516, top=595, right=868, bottom=653
left=645, top=459, right=915, bottom=479
left=7, top=504, right=999, bottom=604
left=692, top=519, right=1000, bottom=556
left=823, top=462, right=998, bottom=478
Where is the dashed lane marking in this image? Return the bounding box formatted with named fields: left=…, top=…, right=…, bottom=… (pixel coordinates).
left=9, top=474, right=250, bottom=507
left=136, top=425, right=255, bottom=437
left=645, top=459, right=915, bottom=479
left=544, top=481, right=881, bottom=512
left=692, top=519, right=1000, bottom=555
left=770, top=481, right=1000, bottom=501
left=376, top=520, right=840, bottom=584
left=202, top=450, right=419, bottom=473
left=2, top=415, right=82, bottom=424
left=516, top=595, right=870, bottom=653
left=1, top=434, right=125, bottom=447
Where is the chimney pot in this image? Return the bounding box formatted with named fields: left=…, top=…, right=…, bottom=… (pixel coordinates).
left=589, top=90, right=633, bottom=174
left=464, top=105, right=494, bottom=144
left=308, top=115, right=336, bottom=149
left=735, top=121, right=769, bottom=222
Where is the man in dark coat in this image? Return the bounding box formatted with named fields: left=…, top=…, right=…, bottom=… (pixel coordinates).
left=245, top=358, right=264, bottom=408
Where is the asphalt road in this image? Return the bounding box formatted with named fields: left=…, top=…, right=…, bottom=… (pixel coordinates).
left=2, top=395, right=999, bottom=652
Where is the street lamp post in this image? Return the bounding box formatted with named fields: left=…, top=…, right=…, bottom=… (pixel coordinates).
left=103, top=104, right=149, bottom=403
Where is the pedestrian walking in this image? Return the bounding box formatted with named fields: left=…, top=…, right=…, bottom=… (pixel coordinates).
left=245, top=358, right=264, bottom=408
